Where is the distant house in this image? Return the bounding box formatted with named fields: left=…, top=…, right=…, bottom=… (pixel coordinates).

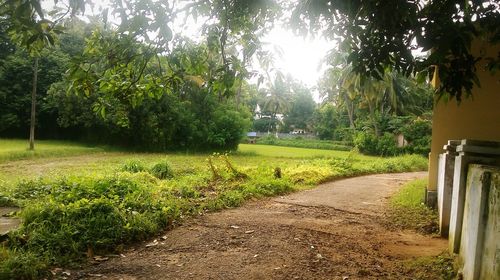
left=290, top=128, right=306, bottom=134
left=246, top=132, right=257, bottom=144
left=253, top=104, right=284, bottom=122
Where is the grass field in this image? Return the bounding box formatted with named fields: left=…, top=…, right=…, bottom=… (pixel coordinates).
left=0, top=139, right=429, bottom=278
left=238, top=144, right=358, bottom=158
left=0, top=139, right=107, bottom=163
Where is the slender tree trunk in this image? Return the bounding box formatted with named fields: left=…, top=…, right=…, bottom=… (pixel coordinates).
left=29, top=57, right=38, bottom=150
left=344, top=95, right=355, bottom=128
left=235, top=56, right=248, bottom=110
left=367, top=99, right=379, bottom=137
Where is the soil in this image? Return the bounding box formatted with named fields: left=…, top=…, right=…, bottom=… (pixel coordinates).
left=67, top=172, right=447, bottom=280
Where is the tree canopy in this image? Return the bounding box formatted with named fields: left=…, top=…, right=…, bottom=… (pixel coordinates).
left=1, top=0, right=498, bottom=102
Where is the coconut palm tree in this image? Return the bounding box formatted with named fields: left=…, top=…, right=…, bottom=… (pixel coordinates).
left=262, top=72, right=290, bottom=133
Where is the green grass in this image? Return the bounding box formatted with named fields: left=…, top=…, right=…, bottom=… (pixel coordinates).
left=0, top=140, right=430, bottom=278
left=387, top=179, right=456, bottom=279
left=387, top=178, right=438, bottom=234
left=255, top=137, right=352, bottom=151
left=0, top=139, right=108, bottom=163
left=237, top=144, right=360, bottom=158
left=396, top=253, right=457, bottom=280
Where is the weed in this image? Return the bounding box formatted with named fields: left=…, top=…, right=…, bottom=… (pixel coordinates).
left=387, top=178, right=438, bottom=234
left=396, top=252, right=457, bottom=280
left=150, top=160, right=174, bottom=179
left=121, top=160, right=146, bottom=173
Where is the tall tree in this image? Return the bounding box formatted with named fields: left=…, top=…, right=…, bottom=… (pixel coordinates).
left=262, top=72, right=290, bottom=133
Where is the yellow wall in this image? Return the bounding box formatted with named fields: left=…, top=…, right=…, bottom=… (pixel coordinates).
left=428, top=40, right=500, bottom=191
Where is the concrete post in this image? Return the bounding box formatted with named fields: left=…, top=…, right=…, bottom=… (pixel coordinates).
left=437, top=140, right=459, bottom=237
left=448, top=140, right=500, bottom=254
left=458, top=165, right=500, bottom=280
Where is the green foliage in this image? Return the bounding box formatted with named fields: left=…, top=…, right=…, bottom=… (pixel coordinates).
left=120, top=160, right=146, bottom=173
left=150, top=160, right=174, bottom=180
left=401, top=118, right=432, bottom=156
left=354, top=132, right=400, bottom=156
left=388, top=179, right=438, bottom=234
left=312, top=103, right=341, bottom=140
left=9, top=173, right=177, bottom=265
left=354, top=132, right=380, bottom=155
left=292, top=0, right=498, bottom=101
left=376, top=133, right=399, bottom=156
left=282, top=84, right=315, bottom=131
left=0, top=144, right=429, bottom=277
left=257, top=136, right=352, bottom=151
left=397, top=253, right=457, bottom=280
left=252, top=118, right=277, bottom=133
left=0, top=248, right=49, bottom=280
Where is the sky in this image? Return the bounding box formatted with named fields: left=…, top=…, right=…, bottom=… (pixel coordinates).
left=261, top=26, right=332, bottom=88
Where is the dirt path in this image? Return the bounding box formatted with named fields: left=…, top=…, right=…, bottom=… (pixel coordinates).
left=69, top=172, right=446, bottom=280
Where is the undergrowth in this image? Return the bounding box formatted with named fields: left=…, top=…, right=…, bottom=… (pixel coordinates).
left=396, top=252, right=457, bottom=280
left=0, top=152, right=428, bottom=279
left=386, top=178, right=438, bottom=234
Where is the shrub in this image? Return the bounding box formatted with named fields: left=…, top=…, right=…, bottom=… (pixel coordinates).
left=354, top=131, right=379, bottom=155
left=120, top=159, right=146, bottom=173
left=7, top=173, right=177, bottom=267
left=393, top=117, right=432, bottom=156
left=376, top=133, right=399, bottom=156
left=354, top=132, right=399, bottom=156
left=150, top=160, right=174, bottom=179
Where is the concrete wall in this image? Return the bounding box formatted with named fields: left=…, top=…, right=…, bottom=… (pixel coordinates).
left=458, top=164, right=499, bottom=280
left=428, top=40, right=500, bottom=192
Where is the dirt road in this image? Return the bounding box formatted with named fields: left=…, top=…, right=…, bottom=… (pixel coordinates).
left=70, top=172, right=446, bottom=279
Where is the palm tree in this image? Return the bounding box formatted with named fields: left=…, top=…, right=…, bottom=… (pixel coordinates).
left=262, top=72, right=290, bottom=133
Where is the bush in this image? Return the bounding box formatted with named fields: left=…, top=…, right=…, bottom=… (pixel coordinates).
left=354, top=131, right=379, bottom=155
left=120, top=160, right=146, bottom=173
left=354, top=132, right=399, bottom=156
left=7, top=173, right=178, bottom=267
left=150, top=160, right=174, bottom=179
left=376, top=133, right=399, bottom=156
left=401, top=118, right=432, bottom=156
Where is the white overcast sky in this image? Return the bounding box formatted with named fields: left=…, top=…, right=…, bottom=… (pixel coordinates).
left=262, top=26, right=332, bottom=87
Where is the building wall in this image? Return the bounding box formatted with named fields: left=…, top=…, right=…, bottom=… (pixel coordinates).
left=428, top=40, right=500, bottom=192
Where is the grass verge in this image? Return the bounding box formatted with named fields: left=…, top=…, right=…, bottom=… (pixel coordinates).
left=396, top=253, right=457, bottom=280
left=386, top=178, right=438, bottom=234
left=387, top=179, right=457, bottom=279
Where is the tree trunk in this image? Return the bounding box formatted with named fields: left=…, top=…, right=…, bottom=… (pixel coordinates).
left=235, top=55, right=248, bottom=110
left=344, top=95, right=355, bottom=128
left=367, top=99, right=379, bottom=137
left=29, top=57, right=38, bottom=150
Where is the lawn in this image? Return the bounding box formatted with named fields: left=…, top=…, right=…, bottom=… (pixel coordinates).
left=237, top=144, right=359, bottom=158
left=0, top=139, right=107, bottom=163
left=0, top=139, right=429, bottom=278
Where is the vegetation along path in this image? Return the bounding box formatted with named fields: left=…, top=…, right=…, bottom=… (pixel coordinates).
left=70, top=172, right=446, bottom=279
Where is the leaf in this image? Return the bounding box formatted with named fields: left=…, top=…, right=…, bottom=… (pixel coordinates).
left=30, top=0, right=44, bottom=18
left=160, top=26, right=173, bottom=41
left=185, top=75, right=205, bottom=87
